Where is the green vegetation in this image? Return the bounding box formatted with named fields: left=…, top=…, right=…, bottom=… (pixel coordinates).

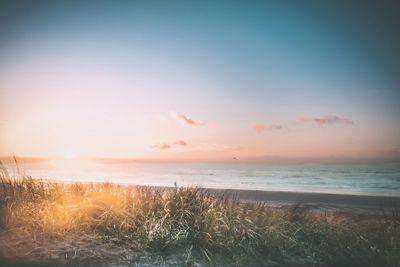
left=0, top=174, right=399, bottom=266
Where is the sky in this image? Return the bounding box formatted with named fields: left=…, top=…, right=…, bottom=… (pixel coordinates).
left=0, top=1, right=399, bottom=162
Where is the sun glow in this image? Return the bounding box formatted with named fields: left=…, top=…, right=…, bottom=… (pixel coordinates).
left=63, top=151, right=76, bottom=160
left=48, top=152, right=96, bottom=178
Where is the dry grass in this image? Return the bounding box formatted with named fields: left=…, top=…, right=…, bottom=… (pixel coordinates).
left=0, top=173, right=399, bottom=266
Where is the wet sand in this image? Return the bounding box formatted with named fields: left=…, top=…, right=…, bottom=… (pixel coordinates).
left=199, top=188, right=400, bottom=214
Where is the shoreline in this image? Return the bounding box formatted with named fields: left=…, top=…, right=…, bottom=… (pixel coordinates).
left=154, top=185, right=400, bottom=214
left=204, top=187, right=400, bottom=214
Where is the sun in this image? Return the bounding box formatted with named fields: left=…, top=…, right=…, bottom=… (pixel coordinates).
left=63, top=151, right=76, bottom=160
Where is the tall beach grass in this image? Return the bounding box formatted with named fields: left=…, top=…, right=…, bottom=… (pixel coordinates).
left=0, top=166, right=399, bottom=266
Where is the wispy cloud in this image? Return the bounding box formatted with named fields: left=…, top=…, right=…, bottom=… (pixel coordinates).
left=302, top=114, right=354, bottom=126
left=173, top=113, right=204, bottom=126
left=175, top=140, right=188, bottom=146
left=154, top=140, right=189, bottom=150
left=153, top=143, right=171, bottom=150
left=254, top=124, right=282, bottom=133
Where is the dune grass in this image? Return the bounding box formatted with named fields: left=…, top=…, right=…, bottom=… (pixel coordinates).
left=0, top=174, right=399, bottom=266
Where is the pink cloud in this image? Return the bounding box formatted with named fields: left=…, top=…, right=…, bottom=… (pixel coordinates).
left=175, top=140, right=188, bottom=146
left=154, top=143, right=171, bottom=150
left=154, top=140, right=190, bottom=150
left=254, top=124, right=282, bottom=133
left=302, top=114, right=354, bottom=126
left=174, top=113, right=204, bottom=126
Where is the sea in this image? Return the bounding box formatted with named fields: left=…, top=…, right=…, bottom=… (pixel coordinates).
left=2, top=160, right=400, bottom=197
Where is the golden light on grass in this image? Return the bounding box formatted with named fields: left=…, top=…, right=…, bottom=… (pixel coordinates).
left=0, top=175, right=399, bottom=266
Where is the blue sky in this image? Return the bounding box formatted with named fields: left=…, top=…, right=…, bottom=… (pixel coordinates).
left=0, top=1, right=399, bottom=161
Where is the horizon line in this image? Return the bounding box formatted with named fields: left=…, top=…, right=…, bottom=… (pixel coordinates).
left=1, top=155, right=399, bottom=165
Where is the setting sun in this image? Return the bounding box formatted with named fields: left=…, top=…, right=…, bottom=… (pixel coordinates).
left=63, top=151, right=76, bottom=160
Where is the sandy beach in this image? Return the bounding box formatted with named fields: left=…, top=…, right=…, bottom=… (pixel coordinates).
left=199, top=188, right=400, bottom=214
left=138, top=185, right=400, bottom=214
